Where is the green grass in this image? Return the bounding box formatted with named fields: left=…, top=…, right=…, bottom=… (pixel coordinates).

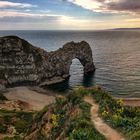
left=0, top=109, right=34, bottom=138
left=75, top=86, right=140, bottom=140
left=3, top=135, right=22, bottom=140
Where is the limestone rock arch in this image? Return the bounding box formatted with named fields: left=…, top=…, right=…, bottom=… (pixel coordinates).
left=0, top=36, right=95, bottom=88
left=57, top=41, right=95, bottom=76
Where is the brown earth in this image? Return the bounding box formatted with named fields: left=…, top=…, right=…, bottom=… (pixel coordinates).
left=2, top=86, right=56, bottom=111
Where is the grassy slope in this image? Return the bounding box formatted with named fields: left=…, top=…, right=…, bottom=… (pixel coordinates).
left=25, top=90, right=105, bottom=140
left=0, top=87, right=140, bottom=140
left=0, top=94, right=34, bottom=140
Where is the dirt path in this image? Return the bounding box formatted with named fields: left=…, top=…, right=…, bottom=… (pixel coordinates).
left=3, top=87, right=56, bottom=111
left=84, top=96, right=125, bottom=140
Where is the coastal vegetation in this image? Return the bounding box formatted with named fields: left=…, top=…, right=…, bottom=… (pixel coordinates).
left=0, top=87, right=140, bottom=139
left=0, top=109, right=34, bottom=139
left=75, top=86, right=140, bottom=140
left=25, top=89, right=105, bottom=140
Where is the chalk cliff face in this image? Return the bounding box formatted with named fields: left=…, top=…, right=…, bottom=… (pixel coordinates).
left=0, top=36, right=95, bottom=88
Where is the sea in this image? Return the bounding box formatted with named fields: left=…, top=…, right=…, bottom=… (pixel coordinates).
left=0, top=30, right=140, bottom=98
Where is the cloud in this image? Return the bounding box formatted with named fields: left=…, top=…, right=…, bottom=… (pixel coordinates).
left=0, top=11, right=61, bottom=18
left=0, top=1, right=37, bottom=8
left=0, top=11, right=69, bottom=23
left=63, top=0, right=102, bottom=11
left=0, top=10, right=139, bottom=30
left=0, top=1, right=139, bottom=30
left=63, top=0, right=140, bottom=14
left=106, top=0, right=140, bottom=13
left=0, top=9, right=101, bottom=29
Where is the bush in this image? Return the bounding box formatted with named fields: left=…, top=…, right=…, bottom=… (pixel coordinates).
left=0, top=124, right=7, bottom=133
left=3, top=135, right=22, bottom=140
left=79, top=102, right=91, bottom=111
left=56, top=97, right=67, bottom=106
left=14, top=120, right=29, bottom=133
left=35, top=106, right=48, bottom=121
left=67, top=92, right=82, bottom=105
left=69, top=128, right=105, bottom=140
left=130, top=130, right=140, bottom=140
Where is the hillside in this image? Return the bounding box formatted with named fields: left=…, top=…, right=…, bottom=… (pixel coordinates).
left=0, top=87, right=140, bottom=140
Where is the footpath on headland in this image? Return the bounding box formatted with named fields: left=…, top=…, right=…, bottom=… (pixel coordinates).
left=84, top=96, right=125, bottom=140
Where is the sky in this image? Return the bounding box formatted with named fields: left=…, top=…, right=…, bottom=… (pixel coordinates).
left=0, top=0, right=140, bottom=30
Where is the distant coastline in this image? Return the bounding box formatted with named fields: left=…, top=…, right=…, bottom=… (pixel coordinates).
left=109, top=27, right=140, bottom=31
left=0, top=28, right=140, bottom=32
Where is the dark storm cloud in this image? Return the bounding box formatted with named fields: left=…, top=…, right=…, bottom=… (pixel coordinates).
left=107, top=0, right=140, bottom=13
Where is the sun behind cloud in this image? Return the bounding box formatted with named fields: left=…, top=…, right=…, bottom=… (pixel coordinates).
left=0, top=0, right=139, bottom=30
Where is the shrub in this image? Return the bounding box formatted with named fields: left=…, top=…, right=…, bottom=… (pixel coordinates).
left=55, top=97, right=67, bottom=106
left=67, top=92, right=82, bottom=105
left=69, top=128, right=105, bottom=140
left=0, top=124, right=7, bottom=133
left=35, top=106, right=48, bottom=121
left=3, top=135, right=22, bottom=140
left=130, top=130, right=140, bottom=140
left=14, top=120, right=29, bottom=133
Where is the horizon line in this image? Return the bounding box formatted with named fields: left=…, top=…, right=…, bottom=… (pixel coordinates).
left=0, top=27, right=140, bottom=31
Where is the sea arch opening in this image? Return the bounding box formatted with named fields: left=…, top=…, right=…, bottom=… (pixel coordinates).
left=68, top=57, right=95, bottom=88
left=69, top=58, right=84, bottom=87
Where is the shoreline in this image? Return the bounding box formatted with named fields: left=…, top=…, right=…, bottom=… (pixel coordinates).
left=121, top=98, right=140, bottom=107
left=0, top=86, right=140, bottom=112
left=114, top=97, right=140, bottom=107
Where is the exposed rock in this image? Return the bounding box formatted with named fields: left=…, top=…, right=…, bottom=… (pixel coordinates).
left=0, top=36, right=95, bottom=87
left=0, top=80, right=6, bottom=90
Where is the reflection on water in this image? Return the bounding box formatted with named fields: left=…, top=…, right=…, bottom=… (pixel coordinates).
left=46, top=80, right=70, bottom=93
left=82, top=72, right=95, bottom=87
left=45, top=72, right=95, bottom=92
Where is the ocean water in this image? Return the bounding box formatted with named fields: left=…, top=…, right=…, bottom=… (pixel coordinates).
left=0, top=30, right=140, bottom=98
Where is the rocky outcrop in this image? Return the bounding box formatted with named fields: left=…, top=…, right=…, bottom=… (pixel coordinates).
left=0, top=36, right=95, bottom=88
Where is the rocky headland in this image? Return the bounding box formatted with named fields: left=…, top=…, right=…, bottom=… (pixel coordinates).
left=0, top=36, right=140, bottom=140
left=0, top=36, right=95, bottom=90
